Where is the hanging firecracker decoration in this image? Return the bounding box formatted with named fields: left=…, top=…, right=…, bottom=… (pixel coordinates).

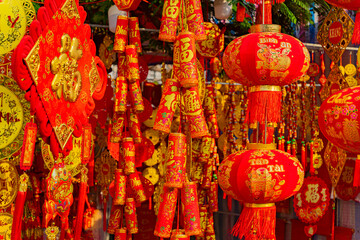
left=218, top=143, right=304, bottom=239
left=222, top=25, right=310, bottom=130
left=293, top=176, right=330, bottom=238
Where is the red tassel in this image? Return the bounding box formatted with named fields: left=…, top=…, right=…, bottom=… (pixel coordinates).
left=236, top=3, right=246, bottom=22
left=331, top=201, right=335, bottom=240
left=74, top=167, right=88, bottom=240
left=227, top=196, right=232, bottom=211
left=353, top=156, right=360, bottom=187
left=310, top=141, right=315, bottom=175
left=246, top=89, right=282, bottom=126
left=20, top=121, right=37, bottom=170
left=103, top=194, right=108, bottom=232
left=352, top=11, right=360, bottom=45
left=301, top=142, right=306, bottom=170
left=11, top=173, right=29, bottom=240
left=231, top=203, right=276, bottom=239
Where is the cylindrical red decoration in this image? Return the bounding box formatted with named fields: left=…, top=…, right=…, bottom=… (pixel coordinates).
left=126, top=45, right=140, bottom=83
left=74, top=167, right=88, bottom=240
left=115, top=76, right=128, bottom=113
left=111, top=113, right=125, bottom=143
left=199, top=137, right=212, bottom=163
left=153, top=78, right=181, bottom=133
left=129, top=172, right=147, bottom=203
left=324, top=0, right=360, bottom=44
left=114, top=169, right=126, bottom=205
left=82, top=124, right=92, bottom=164
left=115, top=228, right=127, bottom=240
left=164, top=133, right=187, bottom=188
left=207, top=114, right=219, bottom=138
left=129, top=81, right=144, bottom=113
left=184, top=0, right=206, bottom=41
left=182, top=87, right=209, bottom=138
left=205, top=213, right=215, bottom=240
left=222, top=26, right=310, bottom=126
left=108, top=205, right=122, bottom=234
left=158, top=0, right=180, bottom=42
left=114, top=16, right=128, bottom=53
left=318, top=86, right=360, bottom=153
left=201, top=162, right=213, bottom=189
left=122, top=137, right=136, bottom=175
left=173, top=32, right=198, bottom=88
left=125, top=198, right=138, bottom=234
left=20, top=122, right=37, bottom=170
left=236, top=3, right=246, bottom=22
left=128, top=110, right=142, bottom=144
left=335, top=159, right=360, bottom=200
left=199, top=205, right=208, bottom=237
left=129, top=17, right=142, bottom=53
left=113, top=0, right=141, bottom=11
left=154, top=187, right=178, bottom=238
left=218, top=143, right=304, bottom=239
left=203, top=85, right=216, bottom=115
left=171, top=229, right=190, bottom=240
left=182, top=182, right=202, bottom=236
left=208, top=182, right=218, bottom=213
left=355, top=156, right=360, bottom=187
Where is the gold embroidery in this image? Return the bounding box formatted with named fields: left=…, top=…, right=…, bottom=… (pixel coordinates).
left=25, top=40, right=41, bottom=85
left=61, top=0, right=80, bottom=19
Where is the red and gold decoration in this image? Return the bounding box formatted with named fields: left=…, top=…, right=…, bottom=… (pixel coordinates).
left=113, top=0, right=141, bottom=11
left=158, top=0, right=181, bottom=42
left=0, top=212, right=13, bottom=239
left=0, top=160, right=19, bottom=209
left=222, top=26, right=310, bottom=127
left=293, top=176, right=330, bottom=238
left=335, top=159, right=360, bottom=201
left=324, top=0, right=360, bottom=44
left=218, top=143, right=304, bottom=239
left=114, top=16, right=129, bottom=53
left=195, top=22, right=225, bottom=58
left=184, top=0, right=206, bottom=41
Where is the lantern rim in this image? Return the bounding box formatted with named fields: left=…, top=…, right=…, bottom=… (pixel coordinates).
left=244, top=203, right=275, bottom=208
left=247, top=143, right=277, bottom=150
left=250, top=24, right=281, bottom=33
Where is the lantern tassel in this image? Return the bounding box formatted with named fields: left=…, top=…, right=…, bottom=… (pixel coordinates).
left=11, top=173, right=29, bottom=240
left=353, top=155, right=360, bottom=187
left=246, top=88, right=282, bottom=126
left=301, top=142, right=306, bottom=170
left=231, top=203, right=276, bottom=239
left=309, top=141, right=315, bottom=175
left=74, top=167, right=88, bottom=240
left=352, top=11, right=360, bottom=45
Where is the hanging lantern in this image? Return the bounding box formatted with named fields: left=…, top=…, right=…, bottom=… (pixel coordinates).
left=218, top=143, right=304, bottom=239
left=222, top=25, right=310, bottom=127
left=108, top=5, right=127, bottom=33
left=324, top=0, right=360, bottom=44
left=214, top=0, right=232, bottom=20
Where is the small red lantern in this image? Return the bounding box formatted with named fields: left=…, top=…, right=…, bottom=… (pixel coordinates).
left=222, top=25, right=310, bottom=126
left=218, top=143, right=304, bottom=239
left=325, top=0, right=360, bottom=44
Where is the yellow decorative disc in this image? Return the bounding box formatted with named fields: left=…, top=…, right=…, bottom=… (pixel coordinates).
left=0, top=0, right=27, bottom=55
left=144, top=148, right=161, bottom=166
left=345, top=64, right=357, bottom=77
left=339, top=65, right=345, bottom=76
left=0, top=212, right=12, bottom=238
left=143, top=108, right=157, bottom=128
left=0, top=75, right=30, bottom=161
left=0, top=161, right=19, bottom=209
left=142, top=167, right=160, bottom=185
left=345, top=76, right=358, bottom=87
left=313, top=153, right=323, bottom=169
left=143, top=128, right=160, bottom=145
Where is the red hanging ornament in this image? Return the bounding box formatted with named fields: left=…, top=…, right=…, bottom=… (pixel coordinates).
left=236, top=3, right=246, bottom=22
left=20, top=121, right=37, bottom=170
left=218, top=143, right=304, bottom=239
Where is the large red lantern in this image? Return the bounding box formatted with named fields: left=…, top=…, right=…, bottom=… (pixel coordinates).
left=324, top=0, right=360, bottom=44
left=218, top=143, right=304, bottom=239
left=318, top=86, right=360, bottom=154
left=222, top=25, right=310, bottom=126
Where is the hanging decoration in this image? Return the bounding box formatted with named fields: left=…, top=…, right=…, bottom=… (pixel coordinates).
left=0, top=160, right=19, bottom=209
left=323, top=142, right=347, bottom=189
left=195, top=22, right=225, bottom=58
left=218, top=143, right=304, bottom=239
left=293, top=176, right=330, bottom=238
left=324, top=0, right=360, bottom=44
left=335, top=159, right=360, bottom=201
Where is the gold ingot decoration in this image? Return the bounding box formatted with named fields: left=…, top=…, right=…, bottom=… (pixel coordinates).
left=0, top=212, right=13, bottom=239
left=0, top=160, right=19, bottom=209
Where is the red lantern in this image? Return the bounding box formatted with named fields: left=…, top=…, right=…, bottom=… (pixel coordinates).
left=222, top=26, right=310, bottom=126
left=325, top=0, right=360, bottom=44
left=218, top=143, right=304, bottom=239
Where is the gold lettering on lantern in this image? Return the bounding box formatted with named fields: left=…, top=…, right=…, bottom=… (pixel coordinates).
left=259, top=38, right=278, bottom=44
left=327, top=92, right=353, bottom=104
left=180, top=37, right=194, bottom=63
left=267, top=164, right=285, bottom=173
left=280, top=42, right=292, bottom=48
left=249, top=158, right=269, bottom=165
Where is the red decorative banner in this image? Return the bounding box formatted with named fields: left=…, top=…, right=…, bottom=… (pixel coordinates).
left=20, top=122, right=37, bottom=170
left=82, top=124, right=92, bottom=164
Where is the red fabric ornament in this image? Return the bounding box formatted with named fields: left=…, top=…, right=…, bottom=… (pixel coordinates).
left=129, top=172, right=148, bottom=204
left=181, top=182, right=202, bottom=236
left=114, top=16, right=128, bottom=53
left=325, top=0, right=360, bottom=44
left=108, top=205, right=122, bottom=234
left=218, top=143, right=304, bottom=239
left=136, top=97, right=153, bottom=123
left=20, top=122, right=37, bottom=170
left=236, top=3, right=246, bottom=22
left=129, top=17, right=142, bottom=53
left=335, top=159, right=360, bottom=201
left=115, top=228, right=127, bottom=240
left=222, top=29, right=310, bottom=126
left=293, top=176, right=330, bottom=237
left=134, top=136, right=154, bottom=167
left=195, top=22, right=224, bottom=58
left=138, top=56, right=149, bottom=84
left=113, top=0, right=141, bottom=11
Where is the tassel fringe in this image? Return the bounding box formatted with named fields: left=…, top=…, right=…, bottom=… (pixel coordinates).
left=352, top=12, right=360, bottom=45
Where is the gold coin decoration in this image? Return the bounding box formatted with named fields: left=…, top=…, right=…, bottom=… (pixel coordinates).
left=143, top=167, right=160, bottom=185
left=0, top=161, right=19, bottom=209
left=144, top=148, right=161, bottom=167
left=345, top=76, right=358, bottom=87
left=345, top=64, right=357, bottom=76
left=95, top=150, right=117, bottom=188
left=143, top=129, right=160, bottom=145
left=0, top=75, right=30, bottom=161
left=0, top=212, right=12, bottom=239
